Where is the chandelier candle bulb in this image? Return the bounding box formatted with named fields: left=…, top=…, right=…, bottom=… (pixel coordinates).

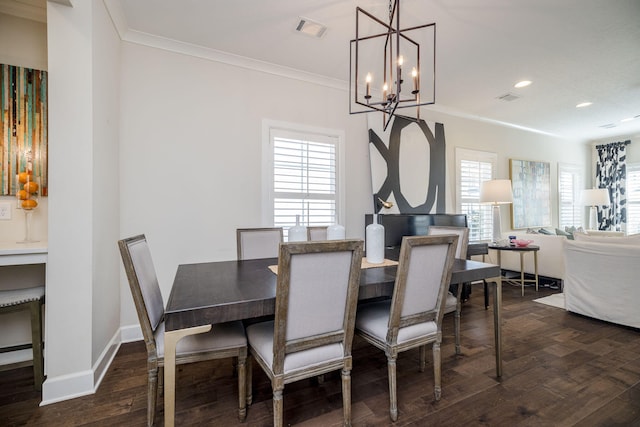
left=365, top=73, right=372, bottom=99
left=412, top=67, right=418, bottom=94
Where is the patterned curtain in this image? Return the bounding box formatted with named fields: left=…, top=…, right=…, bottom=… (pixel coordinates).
left=595, top=140, right=631, bottom=231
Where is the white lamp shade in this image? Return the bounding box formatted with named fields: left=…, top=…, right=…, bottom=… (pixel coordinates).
left=480, top=179, right=513, bottom=204
left=581, top=188, right=610, bottom=207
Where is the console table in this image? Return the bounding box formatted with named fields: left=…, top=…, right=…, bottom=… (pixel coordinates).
left=0, top=241, right=48, bottom=266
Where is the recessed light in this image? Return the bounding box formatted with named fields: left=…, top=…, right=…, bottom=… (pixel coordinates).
left=576, top=102, right=592, bottom=108
left=514, top=80, right=532, bottom=88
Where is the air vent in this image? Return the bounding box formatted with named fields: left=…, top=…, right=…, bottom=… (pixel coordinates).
left=497, top=93, right=520, bottom=102
left=295, top=17, right=327, bottom=38
left=599, top=123, right=616, bottom=129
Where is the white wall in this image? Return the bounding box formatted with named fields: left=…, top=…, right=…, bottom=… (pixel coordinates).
left=44, top=0, right=121, bottom=403
left=118, top=43, right=371, bottom=326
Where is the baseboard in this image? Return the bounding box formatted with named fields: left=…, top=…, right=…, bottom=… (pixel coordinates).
left=120, top=323, right=143, bottom=343
left=41, top=325, right=142, bottom=406
left=0, top=348, right=32, bottom=367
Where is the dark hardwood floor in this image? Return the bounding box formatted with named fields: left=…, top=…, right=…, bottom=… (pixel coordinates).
left=3, top=283, right=640, bottom=426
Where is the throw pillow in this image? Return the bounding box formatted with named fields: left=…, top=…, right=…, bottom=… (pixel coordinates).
left=526, top=228, right=539, bottom=234
left=555, top=228, right=574, bottom=240
left=538, top=228, right=555, bottom=235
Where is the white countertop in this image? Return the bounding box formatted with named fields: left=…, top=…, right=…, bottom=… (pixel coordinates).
left=0, top=241, right=48, bottom=265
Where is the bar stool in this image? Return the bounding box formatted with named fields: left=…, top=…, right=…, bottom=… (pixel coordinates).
left=0, top=286, right=45, bottom=390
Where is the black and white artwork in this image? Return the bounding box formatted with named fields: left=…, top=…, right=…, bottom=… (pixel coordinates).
left=368, top=115, right=446, bottom=214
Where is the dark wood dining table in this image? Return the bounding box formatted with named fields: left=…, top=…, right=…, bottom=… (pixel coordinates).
left=162, top=256, right=502, bottom=427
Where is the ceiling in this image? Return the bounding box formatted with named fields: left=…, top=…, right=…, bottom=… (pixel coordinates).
left=4, top=0, right=640, bottom=142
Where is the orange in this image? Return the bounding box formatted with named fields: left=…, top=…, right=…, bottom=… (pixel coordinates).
left=22, top=199, right=38, bottom=209
left=18, top=171, right=31, bottom=184
left=17, top=189, right=29, bottom=200
left=24, top=181, right=39, bottom=193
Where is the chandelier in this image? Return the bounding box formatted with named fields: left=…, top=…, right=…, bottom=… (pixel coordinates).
left=350, top=0, right=436, bottom=130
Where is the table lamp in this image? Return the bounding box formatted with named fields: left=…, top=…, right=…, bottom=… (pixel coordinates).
left=480, top=179, right=514, bottom=243
left=581, top=188, right=610, bottom=230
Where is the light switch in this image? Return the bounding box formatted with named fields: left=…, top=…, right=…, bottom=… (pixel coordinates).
left=0, top=201, right=13, bottom=220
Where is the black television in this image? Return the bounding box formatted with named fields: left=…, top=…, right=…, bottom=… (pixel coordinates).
left=364, top=213, right=468, bottom=248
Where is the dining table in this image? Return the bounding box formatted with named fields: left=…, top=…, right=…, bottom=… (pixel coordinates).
left=162, top=255, right=502, bottom=427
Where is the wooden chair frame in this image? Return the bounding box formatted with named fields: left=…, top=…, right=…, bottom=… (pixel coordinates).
left=306, top=226, right=328, bottom=241
left=427, top=226, right=470, bottom=354
left=119, top=234, right=248, bottom=426
left=236, top=227, right=283, bottom=260
left=356, top=235, right=457, bottom=421
left=247, top=239, right=364, bottom=427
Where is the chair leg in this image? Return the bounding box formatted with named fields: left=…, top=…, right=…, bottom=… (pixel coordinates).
left=419, top=345, right=426, bottom=372
left=29, top=299, right=44, bottom=391
left=454, top=302, right=462, bottom=355
left=273, top=387, right=284, bottom=427
left=341, top=367, right=352, bottom=427
left=433, top=342, right=442, bottom=401
left=148, top=367, right=159, bottom=427
left=158, top=366, right=164, bottom=397
left=484, top=280, right=489, bottom=309
left=246, top=355, right=253, bottom=405
left=236, top=355, right=247, bottom=420
left=387, top=356, right=398, bottom=422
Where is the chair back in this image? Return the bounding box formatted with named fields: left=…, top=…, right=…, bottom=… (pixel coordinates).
left=272, top=239, right=364, bottom=374
left=307, top=226, right=328, bottom=241
left=428, top=226, right=469, bottom=259
left=118, top=234, right=165, bottom=354
left=387, top=235, right=457, bottom=343
left=236, top=227, right=283, bottom=260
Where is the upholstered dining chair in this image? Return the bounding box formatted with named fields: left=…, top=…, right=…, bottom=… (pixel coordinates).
left=236, top=227, right=283, bottom=260
left=245, top=239, right=364, bottom=427
left=307, top=226, right=328, bottom=241
left=118, top=234, right=248, bottom=426
left=427, top=226, right=470, bottom=355
left=354, top=234, right=457, bottom=422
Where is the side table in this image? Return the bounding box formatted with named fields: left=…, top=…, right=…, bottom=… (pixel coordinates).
left=488, top=244, right=539, bottom=296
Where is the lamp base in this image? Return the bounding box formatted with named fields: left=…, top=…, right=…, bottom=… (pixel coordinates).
left=492, top=204, right=502, bottom=243
left=588, top=206, right=598, bottom=230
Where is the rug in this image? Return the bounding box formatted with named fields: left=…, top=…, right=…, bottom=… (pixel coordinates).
left=533, top=293, right=565, bottom=309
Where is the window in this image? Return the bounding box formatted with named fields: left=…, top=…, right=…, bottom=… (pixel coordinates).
left=628, top=164, right=640, bottom=235
left=557, top=163, right=583, bottom=229
left=456, top=148, right=497, bottom=241
left=263, top=121, right=345, bottom=240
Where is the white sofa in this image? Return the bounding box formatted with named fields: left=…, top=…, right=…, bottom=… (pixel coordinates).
left=564, top=236, right=640, bottom=329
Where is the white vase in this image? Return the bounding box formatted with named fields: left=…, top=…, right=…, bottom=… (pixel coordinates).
left=326, top=223, right=345, bottom=240
left=288, top=215, right=308, bottom=242
left=366, top=214, right=384, bottom=264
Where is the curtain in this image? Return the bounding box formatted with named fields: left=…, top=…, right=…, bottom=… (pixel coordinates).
left=596, top=140, right=631, bottom=231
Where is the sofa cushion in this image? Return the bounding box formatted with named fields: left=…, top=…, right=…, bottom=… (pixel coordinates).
left=573, top=232, right=640, bottom=244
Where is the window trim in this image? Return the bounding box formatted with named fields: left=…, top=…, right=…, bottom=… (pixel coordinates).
left=455, top=147, right=497, bottom=242
left=262, top=119, right=345, bottom=227
left=557, top=163, right=584, bottom=229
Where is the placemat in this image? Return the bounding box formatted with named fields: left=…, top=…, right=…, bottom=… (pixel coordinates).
left=268, top=258, right=398, bottom=275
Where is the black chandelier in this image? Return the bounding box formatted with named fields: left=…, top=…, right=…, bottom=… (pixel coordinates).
left=350, top=0, right=436, bottom=130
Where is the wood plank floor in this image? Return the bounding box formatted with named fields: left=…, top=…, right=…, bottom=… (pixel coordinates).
left=2, top=283, right=640, bottom=426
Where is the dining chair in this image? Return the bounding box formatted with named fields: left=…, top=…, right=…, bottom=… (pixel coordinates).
left=236, top=227, right=283, bottom=260
left=0, top=286, right=45, bottom=390
left=245, top=239, right=364, bottom=427
left=306, top=226, right=328, bottom=241
left=355, top=234, right=457, bottom=422
left=118, top=234, right=249, bottom=426
left=427, top=226, right=470, bottom=355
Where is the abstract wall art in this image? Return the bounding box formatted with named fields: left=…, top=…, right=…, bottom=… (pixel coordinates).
left=1, top=64, right=48, bottom=197
left=509, top=158, right=551, bottom=229
left=368, top=115, right=446, bottom=214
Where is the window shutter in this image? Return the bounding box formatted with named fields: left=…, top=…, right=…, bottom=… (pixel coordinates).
left=627, top=165, right=640, bottom=235
left=456, top=149, right=496, bottom=242
left=272, top=133, right=337, bottom=238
